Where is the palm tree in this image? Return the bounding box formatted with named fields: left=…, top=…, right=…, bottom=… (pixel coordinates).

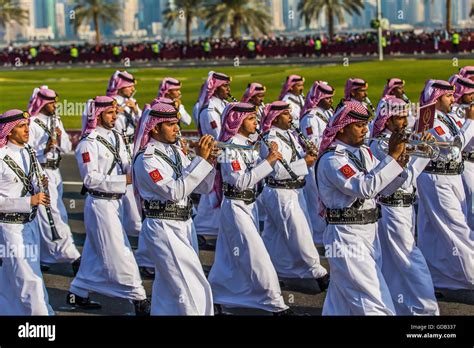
left=162, top=0, right=206, bottom=44
left=445, top=0, right=452, bottom=32
left=298, top=0, right=364, bottom=40
left=204, top=0, right=272, bottom=39
left=0, top=0, right=28, bottom=29
left=69, top=0, right=121, bottom=45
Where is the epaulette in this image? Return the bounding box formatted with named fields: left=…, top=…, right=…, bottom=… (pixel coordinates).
left=333, top=144, right=346, bottom=156
left=144, top=143, right=155, bottom=157
left=81, top=131, right=97, bottom=142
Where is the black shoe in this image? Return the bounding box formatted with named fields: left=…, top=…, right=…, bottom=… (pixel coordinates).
left=316, top=274, right=330, bottom=292
left=40, top=264, right=50, bottom=272
left=139, top=267, right=155, bottom=279
left=214, top=303, right=231, bottom=316
left=71, top=257, right=81, bottom=276
left=273, top=308, right=295, bottom=316
left=133, top=298, right=151, bottom=316
left=198, top=235, right=207, bottom=249
left=66, top=292, right=102, bottom=309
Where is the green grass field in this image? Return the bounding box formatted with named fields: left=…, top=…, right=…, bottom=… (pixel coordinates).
left=1, top=59, right=473, bottom=129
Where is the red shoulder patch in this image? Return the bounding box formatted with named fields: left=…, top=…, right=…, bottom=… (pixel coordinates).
left=339, top=164, right=356, bottom=179
left=456, top=120, right=463, bottom=128
left=306, top=126, right=313, bottom=136
left=148, top=169, right=163, bottom=183
left=434, top=126, right=445, bottom=136
left=210, top=120, right=218, bottom=129
left=82, top=152, right=90, bottom=163
left=231, top=160, right=241, bottom=171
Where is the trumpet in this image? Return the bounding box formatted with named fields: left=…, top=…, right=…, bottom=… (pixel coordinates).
left=290, top=122, right=318, bottom=157
left=367, top=130, right=462, bottom=161
left=178, top=136, right=255, bottom=151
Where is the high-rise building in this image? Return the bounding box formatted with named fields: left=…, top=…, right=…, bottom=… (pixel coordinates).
left=269, top=0, right=286, bottom=31
left=35, top=0, right=57, bottom=34
left=139, top=0, right=162, bottom=34
left=55, top=2, right=66, bottom=38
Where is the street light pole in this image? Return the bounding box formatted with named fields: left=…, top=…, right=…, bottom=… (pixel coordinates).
left=377, top=0, right=383, bottom=61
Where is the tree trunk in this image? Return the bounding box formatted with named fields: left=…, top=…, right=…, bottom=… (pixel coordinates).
left=93, top=13, right=101, bottom=45
left=230, top=23, right=237, bottom=39
left=185, top=13, right=191, bottom=44
left=327, top=7, right=334, bottom=41
left=446, top=0, right=451, bottom=32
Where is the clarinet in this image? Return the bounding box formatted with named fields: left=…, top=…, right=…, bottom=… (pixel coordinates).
left=228, top=94, right=239, bottom=102
left=364, top=97, right=376, bottom=115
left=290, top=122, right=318, bottom=157
left=255, top=128, right=298, bottom=180
left=402, top=93, right=411, bottom=104
left=26, top=145, right=61, bottom=241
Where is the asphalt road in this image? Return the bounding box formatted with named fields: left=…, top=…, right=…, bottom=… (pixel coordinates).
left=41, top=154, right=474, bottom=316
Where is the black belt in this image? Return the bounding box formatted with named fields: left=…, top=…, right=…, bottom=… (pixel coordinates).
left=326, top=205, right=381, bottom=225
left=143, top=200, right=192, bottom=221
left=223, top=183, right=256, bottom=204
left=423, top=160, right=464, bottom=175
left=0, top=207, right=37, bottom=224
left=87, top=189, right=123, bottom=200
left=265, top=177, right=306, bottom=189
left=379, top=191, right=416, bottom=207
left=462, top=151, right=474, bottom=163
left=40, top=159, right=61, bottom=170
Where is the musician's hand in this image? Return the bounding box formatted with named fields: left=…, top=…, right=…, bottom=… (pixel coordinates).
left=117, top=106, right=126, bottom=114
left=266, top=142, right=282, bottom=166
left=125, top=100, right=138, bottom=113
left=55, top=127, right=62, bottom=138
left=126, top=173, right=133, bottom=185
left=195, top=135, right=215, bottom=161
left=304, top=154, right=317, bottom=167
left=30, top=192, right=50, bottom=207
left=388, top=130, right=406, bottom=161
left=41, top=176, right=49, bottom=189
left=44, top=138, right=56, bottom=154
left=420, top=132, right=435, bottom=142
left=179, top=137, right=189, bottom=155
left=465, top=104, right=474, bottom=120
left=397, top=152, right=410, bottom=168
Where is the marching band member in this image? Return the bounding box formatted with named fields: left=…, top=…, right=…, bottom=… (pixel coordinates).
left=193, top=71, right=231, bottom=240
left=316, top=100, right=408, bottom=315
left=450, top=75, right=474, bottom=230
left=259, top=101, right=329, bottom=290
left=27, top=86, right=81, bottom=273
left=279, top=75, right=305, bottom=128
left=459, top=66, right=474, bottom=81
left=370, top=97, right=439, bottom=315
left=377, top=78, right=414, bottom=128
left=344, top=78, right=375, bottom=117
left=208, top=102, right=292, bottom=315
left=416, top=80, right=474, bottom=293
left=132, top=102, right=216, bottom=315
left=107, top=70, right=143, bottom=238
left=241, top=82, right=266, bottom=121
left=156, top=77, right=192, bottom=126
left=68, top=96, right=150, bottom=315
left=241, top=82, right=268, bottom=228
left=0, top=109, right=54, bottom=315
left=299, top=81, right=335, bottom=244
